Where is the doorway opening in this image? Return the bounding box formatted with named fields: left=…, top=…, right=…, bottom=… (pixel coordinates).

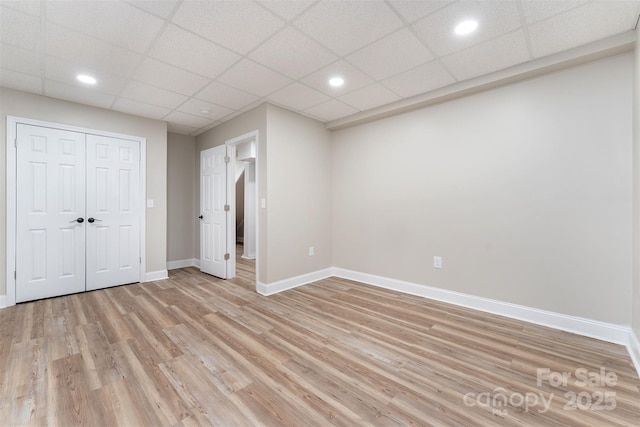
left=226, top=131, right=259, bottom=287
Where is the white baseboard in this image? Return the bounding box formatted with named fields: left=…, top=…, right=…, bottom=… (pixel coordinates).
left=145, top=270, right=169, bottom=282
left=0, top=295, right=6, bottom=308
left=167, top=259, right=198, bottom=270
left=628, top=330, right=640, bottom=378
left=257, top=268, right=333, bottom=296
left=333, top=268, right=630, bottom=346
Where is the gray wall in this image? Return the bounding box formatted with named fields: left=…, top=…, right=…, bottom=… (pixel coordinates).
left=1, top=87, right=168, bottom=296
left=332, top=53, right=633, bottom=325
left=167, top=132, right=196, bottom=263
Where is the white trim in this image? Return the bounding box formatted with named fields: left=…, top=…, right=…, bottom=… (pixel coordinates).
left=332, top=268, right=631, bottom=345
left=628, top=331, right=640, bottom=378
left=257, top=268, right=333, bottom=296
left=167, top=259, right=198, bottom=270
left=144, top=270, right=169, bottom=282
left=0, top=295, right=6, bottom=309
left=5, top=116, right=147, bottom=307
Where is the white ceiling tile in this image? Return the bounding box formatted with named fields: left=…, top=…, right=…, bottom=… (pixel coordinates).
left=346, top=29, right=434, bottom=80
left=45, top=1, right=164, bottom=53
left=412, top=0, right=522, bottom=56
left=0, top=43, right=41, bottom=76
left=267, top=82, right=330, bottom=111
left=383, top=60, right=455, bottom=97
left=240, top=99, right=266, bottom=112
left=121, top=80, right=188, bottom=109
left=293, top=1, right=404, bottom=55
left=45, top=56, right=127, bottom=95
left=134, top=58, right=210, bottom=96
left=0, top=6, right=41, bottom=50
left=177, top=98, right=234, bottom=121
left=1, top=0, right=40, bottom=16
left=172, top=1, right=285, bottom=54
left=150, top=25, right=241, bottom=79
left=112, top=98, right=171, bottom=120
left=217, top=59, right=292, bottom=97
left=303, top=99, right=359, bottom=122
left=164, top=111, right=215, bottom=129
left=0, top=68, right=42, bottom=94
left=338, top=83, right=401, bottom=111
left=192, top=121, right=220, bottom=136
left=528, top=1, right=640, bottom=58
left=126, top=0, right=179, bottom=18
left=45, top=24, right=142, bottom=78
left=388, top=0, right=454, bottom=23
left=258, top=0, right=315, bottom=21
left=520, top=0, right=589, bottom=24
left=167, top=122, right=199, bottom=135
left=45, top=79, right=115, bottom=109
left=194, top=81, right=260, bottom=111
left=301, top=60, right=375, bottom=96
left=441, top=30, right=530, bottom=81
left=249, top=27, right=337, bottom=79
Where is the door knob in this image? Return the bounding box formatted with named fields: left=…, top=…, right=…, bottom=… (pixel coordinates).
left=87, top=218, right=102, bottom=223
left=198, top=215, right=203, bottom=219
left=70, top=217, right=84, bottom=223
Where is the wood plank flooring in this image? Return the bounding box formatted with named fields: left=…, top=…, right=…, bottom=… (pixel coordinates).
left=1, top=246, right=639, bottom=426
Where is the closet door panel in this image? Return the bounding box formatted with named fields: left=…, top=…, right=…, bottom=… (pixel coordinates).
left=16, top=124, right=86, bottom=302
left=85, top=134, right=141, bottom=290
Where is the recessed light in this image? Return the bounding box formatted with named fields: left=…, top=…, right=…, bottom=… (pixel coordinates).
left=76, top=74, right=97, bottom=85
left=200, top=108, right=211, bottom=114
left=329, top=77, right=344, bottom=87
left=454, top=20, right=478, bottom=36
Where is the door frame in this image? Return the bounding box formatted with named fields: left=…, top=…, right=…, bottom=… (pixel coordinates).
left=225, top=130, right=259, bottom=283
left=5, top=116, right=147, bottom=307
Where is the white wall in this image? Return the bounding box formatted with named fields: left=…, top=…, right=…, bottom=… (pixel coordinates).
left=265, top=104, right=333, bottom=282
left=332, top=53, right=633, bottom=325
left=0, top=87, right=168, bottom=296
left=167, top=132, right=196, bottom=263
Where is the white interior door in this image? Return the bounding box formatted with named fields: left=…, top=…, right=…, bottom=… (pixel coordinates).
left=16, top=124, right=86, bottom=302
left=85, top=134, right=141, bottom=290
left=200, top=145, right=228, bottom=278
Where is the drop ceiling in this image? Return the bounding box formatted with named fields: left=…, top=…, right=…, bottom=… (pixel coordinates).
left=1, top=0, right=638, bottom=136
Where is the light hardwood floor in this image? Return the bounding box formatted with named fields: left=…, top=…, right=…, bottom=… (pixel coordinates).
left=1, top=245, right=639, bottom=426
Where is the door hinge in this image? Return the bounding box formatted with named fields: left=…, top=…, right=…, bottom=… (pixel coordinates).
left=140, top=257, right=142, bottom=264
left=14, top=271, right=16, bottom=280
left=224, top=253, right=230, bottom=261
left=224, top=156, right=230, bottom=163
left=224, top=204, right=230, bottom=212
left=14, top=138, right=17, bottom=148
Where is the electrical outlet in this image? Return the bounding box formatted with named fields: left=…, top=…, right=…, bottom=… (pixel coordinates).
left=434, top=256, right=442, bottom=269
left=309, top=246, right=314, bottom=256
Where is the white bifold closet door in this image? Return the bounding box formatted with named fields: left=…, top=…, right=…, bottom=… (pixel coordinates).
left=16, top=124, right=140, bottom=303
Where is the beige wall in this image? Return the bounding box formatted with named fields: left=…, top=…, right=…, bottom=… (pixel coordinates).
left=633, top=31, right=640, bottom=339
left=332, top=53, right=633, bottom=325
left=265, top=104, right=332, bottom=282
left=196, top=104, right=267, bottom=281
left=194, top=103, right=333, bottom=284
left=1, top=87, right=168, bottom=297
left=167, top=132, right=196, bottom=262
